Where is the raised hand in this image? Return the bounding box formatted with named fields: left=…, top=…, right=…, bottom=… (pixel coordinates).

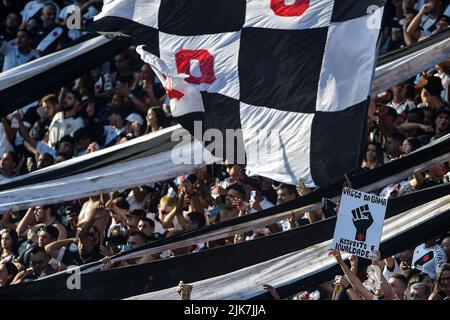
left=232, top=198, right=247, bottom=212
left=421, top=2, right=434, bottom=13
left=328, top=248, right=344, bottom=263
left=12, top=110, right=23, bottom=121
left=210, top=185, right=226, bottom=196
left=334, top=275, right=350, bottom=288
left=369, top=250, right=382, bottom=267
left=115, top=82, right=130, bottom=97
left=349, top=254, right=358, bottom=267
left=100, top=256, right=112, bottom=271
left=263, top=284, right=281, bottom=300
left=100, top=245, right=114, bottom=257
left=351, top=204, right=374, bottom=241
left=136, top=46, right=204, bottom=117
left=86, top=142, right=97, bottom=154
left=420, top=124, right=433, bottom=134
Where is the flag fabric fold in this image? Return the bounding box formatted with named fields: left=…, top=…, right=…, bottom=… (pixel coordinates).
left=92, top=0, right=386, bottom=187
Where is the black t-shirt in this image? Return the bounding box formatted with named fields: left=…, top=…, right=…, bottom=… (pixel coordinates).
left=80, top=246, right=104, bottom=264
left=29, top=22, right=69, bottom=55
left=29, top=22, right=53, bottom=46
left=113, top=71, right=134, bottom=88
left=131, top=84, right=149, bottom=102
left=21, top=265, right=57, bottom=282
left=61, top=245, right=104, bottom=266
left=61, top=247, right=84, bottom=266
left=21, top=105, right=41, bottom=128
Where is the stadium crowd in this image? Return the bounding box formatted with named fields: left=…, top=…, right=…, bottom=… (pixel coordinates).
left=0, top=0, right=449, bottom=300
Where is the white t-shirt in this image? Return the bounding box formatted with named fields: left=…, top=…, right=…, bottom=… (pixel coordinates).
left=21, top=0, right=60, bottom=24
left=172, top=212, right=188, bottom=232
left=249, top=196, right=274, bottom=234
left=386, top=100, right=416, bottom=115
left=219, top=176, right=239, bottom=189
left=419, top=9, right=443, bottom=37
left=59, top=4, right=98, bottom=21
left=126, top=189, right=151, bottom=211
left=9, top=101, right=39, bottom=146
left=0, top=40, right=39, bottom=71
left=382, top=257, right=405, bottom=280
left=418, top=4, right=450, bottom=38
left=412, top=243, right=447, bottom=279
left=102, top=125, right=120, bottom=146
left=147, top=212, right=166, bottom=235
left=36, top=141, right=57, bottom=158
left=47, top=111, right=84, bottom=147
left=414, top=0, right=426, bottom=11
left=0, top=123, right=14, bottom=156
left=445, top=4, right=450, bottom=17
left=59, top=4, right=98, bottom=40
left=440, top=74, right=450, bottom=104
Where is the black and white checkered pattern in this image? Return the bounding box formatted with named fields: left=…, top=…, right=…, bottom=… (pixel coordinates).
left=93, top=0, right=385, bottom=187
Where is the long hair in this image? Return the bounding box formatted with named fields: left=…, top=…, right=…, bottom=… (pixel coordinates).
left=0, top=262, right=18, bottom=286
left=404, top=137, right=422, bottom=153
left=362, top=142, right=384, bottom=169
left=433, top=263, right=450, bottom=296
left=0, top=229, right=19, bottom=257
left=146, top=106, right=168, bottom=133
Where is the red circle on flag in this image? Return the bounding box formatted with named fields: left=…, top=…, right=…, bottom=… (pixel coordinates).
left=270, top=0, right=310, bottom=17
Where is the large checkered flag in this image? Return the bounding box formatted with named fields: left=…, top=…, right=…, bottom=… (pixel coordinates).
left=92, top=0, right=385, bottom=187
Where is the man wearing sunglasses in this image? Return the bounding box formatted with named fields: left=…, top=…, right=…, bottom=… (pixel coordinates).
left=11, top=246, right=56, bottom=284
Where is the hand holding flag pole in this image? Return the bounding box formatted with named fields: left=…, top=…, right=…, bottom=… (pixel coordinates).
left=136, top=46, right=205, bottom=118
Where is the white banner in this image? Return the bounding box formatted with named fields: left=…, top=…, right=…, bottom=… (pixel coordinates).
left=331, top=187, right=388, bottom=259
left=126, top=194, right=449, bottom=300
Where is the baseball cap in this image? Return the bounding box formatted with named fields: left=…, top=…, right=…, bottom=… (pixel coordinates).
left=126, top=113, right=144, bottom=125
